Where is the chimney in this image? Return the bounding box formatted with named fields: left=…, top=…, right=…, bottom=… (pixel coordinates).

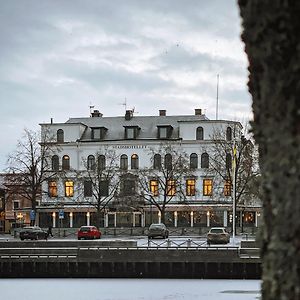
left=195, top=109, right=202, bottom=116
left=50, top=118, right=53, bottom=124
left=125, top=110, right=133, bottom=120
left=91, top=110, right=103, bottom=117
left=159, top=110, right=166, bottom=116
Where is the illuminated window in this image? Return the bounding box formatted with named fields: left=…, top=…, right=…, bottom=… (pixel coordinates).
left=57, top=129, right=64, bottom=143
left=224, top=179, right=232, bottom=196
left=131, top=154, right=139, bottom=169
left=65, top=181, right=74, bottom=197
left=190, top=153, right=198, bottom=169
left=203, top=179, right=213, bottom=196
left=196, top=127, right=204, bottom=140
left=150, top=180, right=159, bottom=196
left=186, top=179, right=196, bottom=196
left=62, top=155, right=70, bottom=170
left=167, top=180, right=176, bottom=196
left=48, top=181, right=57, bottom=197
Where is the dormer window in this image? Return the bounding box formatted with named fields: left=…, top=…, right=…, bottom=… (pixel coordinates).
left=157, top=125, right=173, bottom=139
left=124, top=126, right=140, bottom=139
left=91, top=127, right=107, bottom=140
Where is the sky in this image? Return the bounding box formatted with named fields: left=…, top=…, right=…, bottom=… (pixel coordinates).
left=0, top=0, right=252, bottom=171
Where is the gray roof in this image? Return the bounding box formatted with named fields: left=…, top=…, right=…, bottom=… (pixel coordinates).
left=66, top=114, right=210, bottom=141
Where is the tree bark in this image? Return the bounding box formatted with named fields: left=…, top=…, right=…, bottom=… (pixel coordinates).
left=238, top=1, right=300, bottom=299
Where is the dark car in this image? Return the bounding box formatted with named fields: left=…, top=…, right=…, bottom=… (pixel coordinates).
left=148, top=223, right=169, bottom=239
left=77, top=226, right=101, bottom=240
left=19, top=226, right=48, bottom=240
left=207, top=227, right=230, bottom=245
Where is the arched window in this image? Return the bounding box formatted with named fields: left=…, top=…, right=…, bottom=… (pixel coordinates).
left=87, top=155, right=96, bottom=171
left=131, top=154, right=139, bottom=169
left=62, top=155, right=70, bottom=170
left=57, top=129, right=64, bottom=143
left=226, top=127, right=232, bottom=141
left=190, top=153, right=198, bottom=169
left=164, top=154, right=172, bottom=171
left=201, top=153, right=209, bottom=168
left=153, top=154, right=162, bottom=169
left=226, top=153, right=232, bottom=170
left=98, top=155, right=106, bottom=170
left=120, top=154, right=128, bottom=170
left=51, top=155, right=59, bottom=171
left=196, top=127, right=204, bottom=140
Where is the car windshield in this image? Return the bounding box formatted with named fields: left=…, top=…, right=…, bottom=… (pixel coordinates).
left=149, top=224, right=165, bottom=229
left=80, top=227, right=91, bottom=232
left=210, top=228, right=225, bottom=233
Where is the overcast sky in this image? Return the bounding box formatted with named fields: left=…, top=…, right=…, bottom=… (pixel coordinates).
left=0, top=0, right=251, bottom=171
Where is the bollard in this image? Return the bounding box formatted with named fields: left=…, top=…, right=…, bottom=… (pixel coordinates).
left=14, top=230, right=17, bottom=239
left=148, top=239, right=151, bottom=247
left=187, top=239, right=192, bottom=247
left=63, top=230, right=66, bottom=237
left=167, top=239, right=171, bottom=247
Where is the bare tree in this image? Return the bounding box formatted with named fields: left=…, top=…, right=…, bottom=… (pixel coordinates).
left=138, top=143, right=193, bottom=224
left=238, top=1, right=300, bottom=299
left=78, top=148, right=120, bottom=228
left=6, top=128, right=56, bottom=225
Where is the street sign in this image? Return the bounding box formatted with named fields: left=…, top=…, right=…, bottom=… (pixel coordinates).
left=30, top=210, right=35, bottom=221
left=58, top=209, right=64, bottom=219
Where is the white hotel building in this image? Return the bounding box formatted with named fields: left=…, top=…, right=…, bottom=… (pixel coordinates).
left=38, top=109, right=261, bottom=231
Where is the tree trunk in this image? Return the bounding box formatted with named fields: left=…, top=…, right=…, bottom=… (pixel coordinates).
left=238, top=1, right=300, bottom=299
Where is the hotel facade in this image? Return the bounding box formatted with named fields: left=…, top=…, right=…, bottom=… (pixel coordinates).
left=37, top=109, right=261, bottom=231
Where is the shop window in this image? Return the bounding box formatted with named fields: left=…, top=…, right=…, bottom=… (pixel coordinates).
left=120, top=154, right=128, bottom=170
left=57, top=129, right=64, bottom=143
left=167, top=179, right=176, bottom=196
left=62, top=155, right=70, bottom=170
left=51, top=155, right=59, bottom=171
left=196, top=127, right=204, bottom=140
left=153, top=154, right=161, bottom=169
left=186, top=179, right=196, bottom=196
left=190, top=153, right=198, bottom=169
left=131, top=154, right=139, bottom=169
left=48, top=181, right=58, bottom=197
left=65, top=181, right=74, bottom=197
left=224, top=179, right=232, bottom=196
left=87, top=155, right=96, bottom=171
left=201, top=153, right=209, bottom=168
left=84, top=180, right=93, bottom=197
left=203, top=179, right=213, bottom=196
left=150, top=179, right=159, bottom=196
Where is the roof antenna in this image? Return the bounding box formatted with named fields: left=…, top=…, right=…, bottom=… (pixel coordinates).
left=89, top=103, right=95, bottom=117
left=216, top=74, right=219, bottom=120
left=118, top=97, right=127, bottom=113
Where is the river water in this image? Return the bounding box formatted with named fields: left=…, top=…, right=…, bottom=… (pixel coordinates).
left=0, top=278, right=260, bottom=300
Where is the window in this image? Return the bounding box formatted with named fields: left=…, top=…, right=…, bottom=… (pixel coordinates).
left=120, top=154, right=128, bottom=170
left=122, top=179, right=136, bottom=196
left=57, top=129, right=64, bottom=143
left=153, top=154, right=161, bottom=169
left=87, top=155, right=96, bottom=171
left=201, top=153, right=209, bottom=168
left=190, top=153, right=198, bottom=169
left=124, top=126, right=140, bottom=139
left=52, top=155, right=59, bottom=171
left=13, top=201, right=20, bottom=210
left=65, top=181, right=74, bottom=197
left=226, top=127, right=232, bottom=141
left=196, top=127, right=204, bottom=140
left=84, top=180, right=93, bottom=197
left=157, top=125, right=173, bottom=139
left=186, top=179, right=196, bottom=196
left=62, top=155, right=70, bottom=170
left=131, top=154, right=139, bottom=169
left=165, top=154, right=172, bottom=171
left=224, top=179, right=232, bottom=196
left=91, top=127, right=107, bottom=140
left=48, top=181, right=57, bottom=197
left=98, top=155, right=106, bottom=170
left=203, top=179, right=213, bottom=196
left=167, top=179, right=176, bottom=196
left=150, top=179, right=159, bottom=196
left=226, top=153, right=232, bottom=170
left=99, top=180, right=109, bottom=196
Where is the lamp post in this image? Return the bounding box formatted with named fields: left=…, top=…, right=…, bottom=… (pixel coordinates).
left=232, top=139, right=237, bottom=244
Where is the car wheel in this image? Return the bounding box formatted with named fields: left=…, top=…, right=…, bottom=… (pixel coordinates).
left=20, top=237, right=24, bottom=241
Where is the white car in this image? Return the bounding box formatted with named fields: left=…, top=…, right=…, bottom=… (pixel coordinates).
left=207, top=227, right=230, bottom=245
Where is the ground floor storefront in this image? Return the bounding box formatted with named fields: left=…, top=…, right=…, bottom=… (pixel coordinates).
left=36, top=204, right=261, bottom=231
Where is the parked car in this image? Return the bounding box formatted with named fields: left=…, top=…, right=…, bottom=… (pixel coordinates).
left=148, top=223, right=169, bottom=239
left=207, top=227, right=230, bottom=245
left=77, top=226, right=101, bottom=240
left=19, top=226, right=48, bottom=240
